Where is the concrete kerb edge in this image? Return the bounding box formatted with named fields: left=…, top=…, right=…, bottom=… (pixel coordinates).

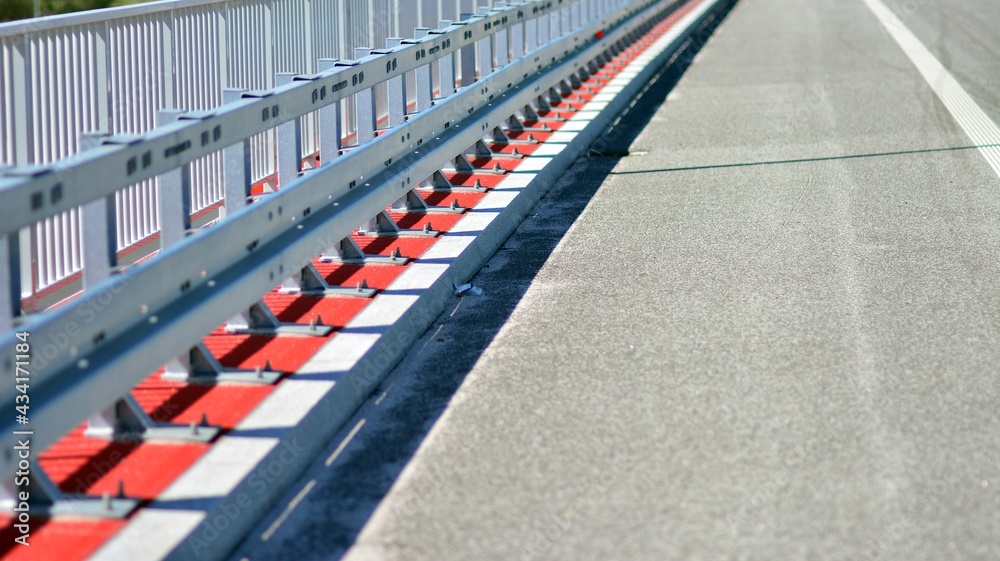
left=161, top=3, right=732, bottom=559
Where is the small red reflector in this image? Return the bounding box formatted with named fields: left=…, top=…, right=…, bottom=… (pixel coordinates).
left=595, top=30, right=605, bottom=39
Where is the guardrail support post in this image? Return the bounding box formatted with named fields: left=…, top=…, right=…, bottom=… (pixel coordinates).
left=495, top=16, right=510, bottom=67
left=317, top=59, right=343, bottom=164
left=438, top=21, right=456, bottom=98
left=156, top=109, right=193, bottom=248
left=459, top=15, right=477, bottom=87
left=413, top=28, right=434, bottom=111
left=0, top=234, right=21, bottom=333
left=477, top=25, right=494, bottom=76
left=538, top=9, right=550, bottom=44
left=510, top=14, right=524, bottom=59
left=222, top=89, right=252, bottom=218
left=525, top=11, right=538, bottom=51
left=385, top=38, right=408, bottom=128
left=79, top=133, right=118, bottom=289
left=276, top=73, right=303, bottom=188
left=354, top=48, right=377, bottom=145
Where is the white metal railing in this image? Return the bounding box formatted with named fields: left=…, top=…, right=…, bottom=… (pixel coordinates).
left=0, top=0, right=488, bottom=297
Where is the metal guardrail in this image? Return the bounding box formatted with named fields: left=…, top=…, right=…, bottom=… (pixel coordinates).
left=0, top=0, right=494, bottom=297
left=0, top=0, right=679, bottom=513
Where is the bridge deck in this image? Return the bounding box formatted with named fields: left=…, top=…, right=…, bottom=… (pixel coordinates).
left=235, top=0, right=1000, bottom=559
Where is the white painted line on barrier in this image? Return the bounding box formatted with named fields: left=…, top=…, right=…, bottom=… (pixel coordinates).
left=236, top=380, right=335, bottom=430
left=90, top=510, right=206, bottom=560
left=159, top=438, right=278, bottom=501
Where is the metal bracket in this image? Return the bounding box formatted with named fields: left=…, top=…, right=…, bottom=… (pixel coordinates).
left=226, top=301, right=334, bottom=336
left=488, top=126, right=513, bottom=144
left=417, top=169, right=486, bottom=193
left=319, top=237, right=408, bottom=266
left=0, top=463, right=139, bottom=519
left=279, top=264, right=376, bottom=298
left=391, top=188, right=466, bottom=214
left=512, top=106, right=555, bottom=130
left=532, top=95, right=567, bottom=121
left=84, top=394, right=219, bottom=443
left=358, top=210, right=438, bottom=238
left=444, top=153, right=476, bottom=173
left=466, top=138, right=524, bottom=160
left=163, top=342, right=282, bottom=384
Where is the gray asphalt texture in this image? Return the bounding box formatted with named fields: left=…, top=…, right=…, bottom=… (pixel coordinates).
left=232, top=0, right=1000, bottom=559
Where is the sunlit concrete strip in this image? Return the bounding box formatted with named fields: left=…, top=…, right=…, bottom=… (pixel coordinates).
left=862, top=0, right=1000, bottom=178
left=88, top=510, right=206, bottom=561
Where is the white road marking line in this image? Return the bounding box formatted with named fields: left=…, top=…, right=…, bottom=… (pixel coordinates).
left=326, top=418, right=367, bottom=467
left=261, top=479, right=317, bottom=542
left=862, top=0, right=1000, bottom=178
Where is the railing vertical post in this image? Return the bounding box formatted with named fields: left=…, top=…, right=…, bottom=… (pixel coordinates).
left=79, top=133, right=117, bottom=289
left=392, top=0, right=402, bottom=36
left=222, top=89, right=252, bottom=217
left=162, top=9, right=177, bottom=111
left=413, top=29, right=433, bottom=111
left=217, top=4, right=229, bottom=96
left=353, top=48, right=377, bottom=144
left=386, top=38, right=407, bottom=127
left=12, top=34, right=34, bottom=167
left=459, top=14, right=476, bottom=86
left=438, top=20, right=456, bottom=97
left=317, top=59, right=343, bottom=163
left=11, top=37, right=36, bottom=310
left=156, top=109, right=193, bottom=248
left=276, top=73, right=303, bottom=187
left=95, top=23, right=111, bottom=132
